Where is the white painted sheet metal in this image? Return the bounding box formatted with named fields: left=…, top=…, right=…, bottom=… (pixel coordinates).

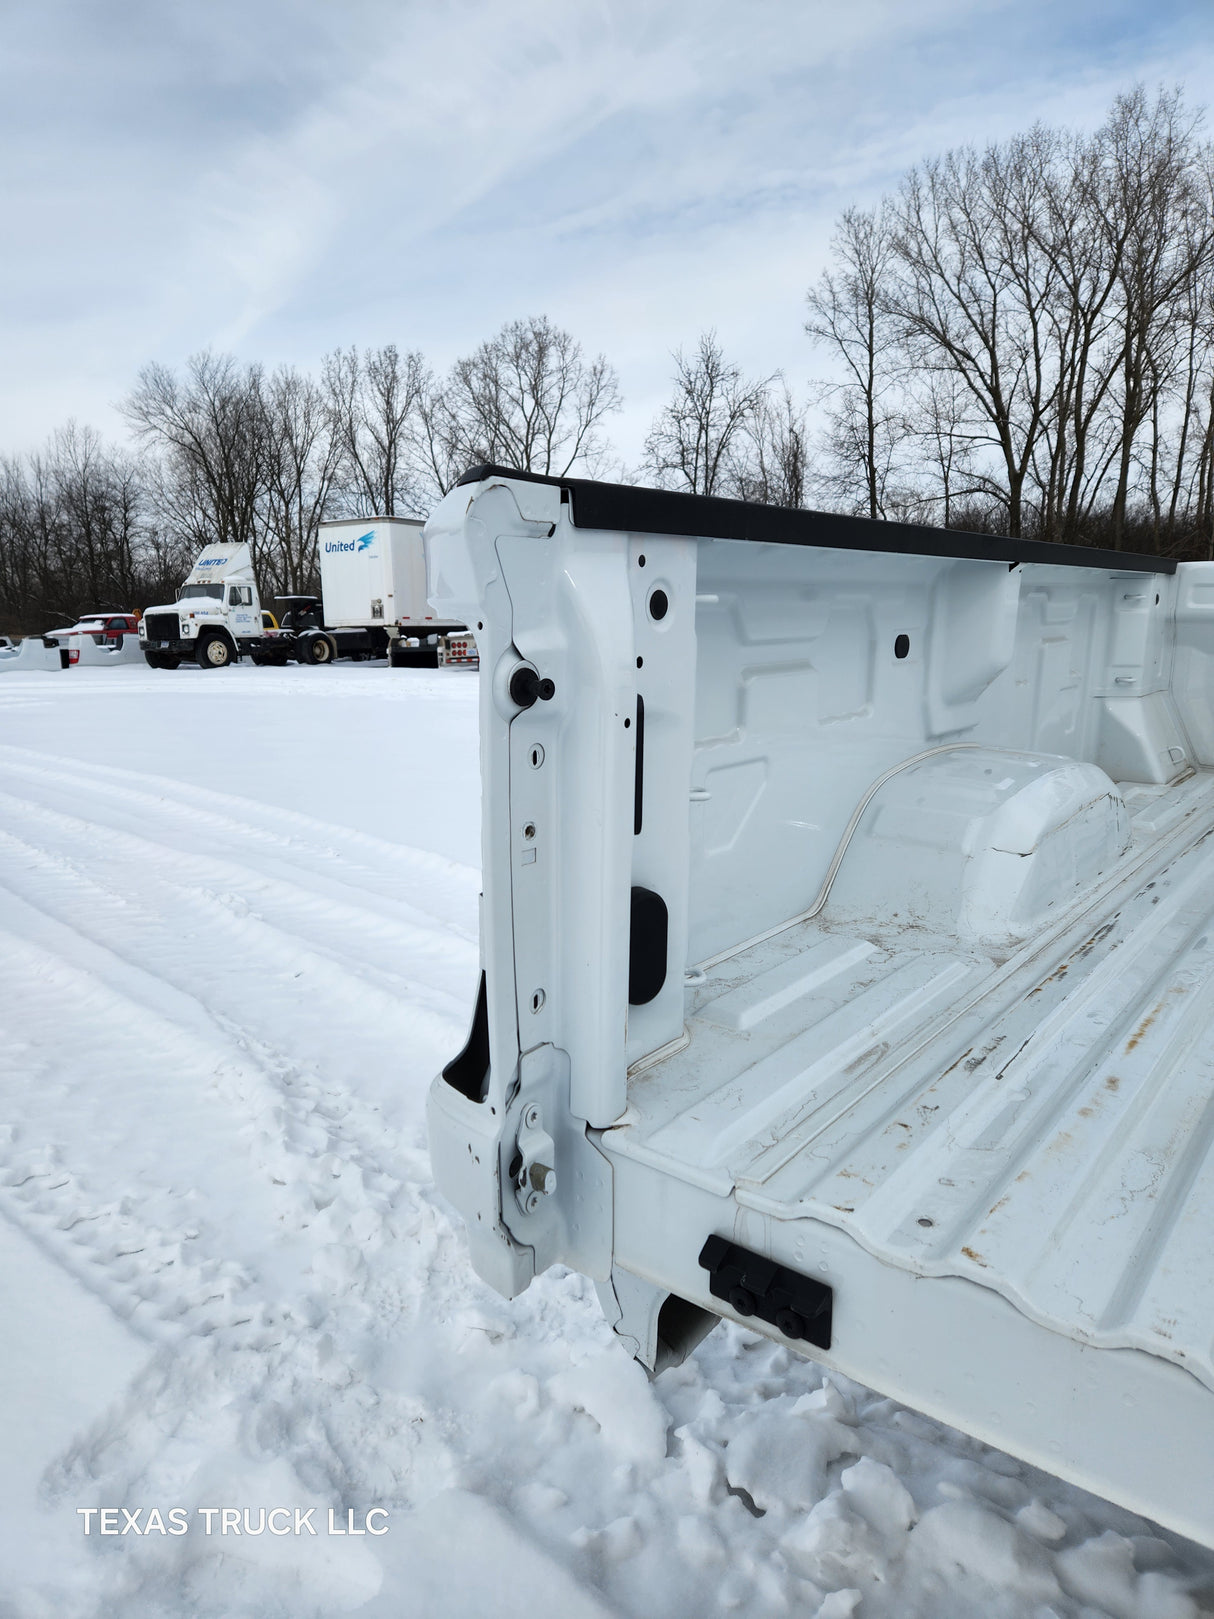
left=423, top=468, right=1214, bottom=1544
left=606, top=770, right=1214, bottom=1392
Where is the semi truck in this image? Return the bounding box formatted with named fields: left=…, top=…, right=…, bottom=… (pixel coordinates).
left=141, top=543, right=267, bottom=668
left=140, top=523, right=475, bottom=669
left=425, top=463, right=1214, bottom=1550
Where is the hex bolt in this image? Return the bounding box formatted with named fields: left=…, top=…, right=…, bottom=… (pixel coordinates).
left=525, top=1190, right=541, bottom=1214
left=523, top=1104, right=540, bottom=1130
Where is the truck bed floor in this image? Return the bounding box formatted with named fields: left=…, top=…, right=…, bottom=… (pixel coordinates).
left=604, top=768, right=1214, bottom=1394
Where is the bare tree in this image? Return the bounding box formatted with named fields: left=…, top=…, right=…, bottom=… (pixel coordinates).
left=1102, top=88, right=1214, bottom=546
left=324, top=343, right=429, bottom=517
left=50, top=423, right=144, bottom=608
left=903, top=369, right=978, bottom=527
left=642, top=332, right=772, bottom=496
left=423, top=315, right=620, bottom=488
left=261, top=367, right=345, bottom=596
left=729, top=387, right=810, bottom=507
left=123, top=352, right=267, bottom=555
left=806, top=205, right=905, bottom=519
left=885, top=130, right=1068, bottom=537
left=0, top=427, right=181, bottom=632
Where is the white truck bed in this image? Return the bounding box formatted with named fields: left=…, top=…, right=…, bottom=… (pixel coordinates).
left=424, top=466, right=1214, bottom=1547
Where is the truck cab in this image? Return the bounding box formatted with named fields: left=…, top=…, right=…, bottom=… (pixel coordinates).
left=426, top=464, right=1214, bottom=1550
left=140, top=543, right=262, bottom=668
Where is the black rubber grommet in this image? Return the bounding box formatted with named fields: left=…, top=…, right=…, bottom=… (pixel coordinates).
left=509, top=666, right=541, bottom=708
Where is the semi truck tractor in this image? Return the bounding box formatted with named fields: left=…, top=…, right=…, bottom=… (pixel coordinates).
left=140, top=543, right=265, bottom=668
left=426, top=463, right=1214, bottom=1549
left=141, top=525, right=474, bottom=670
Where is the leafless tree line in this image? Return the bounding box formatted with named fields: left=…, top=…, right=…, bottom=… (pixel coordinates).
left=0, top=317, right=621, bottom=631
left=806, top=85, right=1214, bottom=551
left=3, top=84, right=1213, bottom=632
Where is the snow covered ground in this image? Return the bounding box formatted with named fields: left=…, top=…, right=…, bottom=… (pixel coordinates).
left=1, top=661, right=1213, bottom=1619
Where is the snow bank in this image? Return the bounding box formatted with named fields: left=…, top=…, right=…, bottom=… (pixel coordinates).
left=0, top=665, right=1210, bottom=1618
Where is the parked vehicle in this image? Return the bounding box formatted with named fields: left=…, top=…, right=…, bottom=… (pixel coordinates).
left=318, top=516, right=475, bottom=668
left=258, top=595, right=391, bottom=665
left=427, top=464, right=1214, bottom=1550
left=142, top=529, right=474, bottom=673
left=140, top=544, right=263, bottom=669
left=45, top=612, right=140, bottom=663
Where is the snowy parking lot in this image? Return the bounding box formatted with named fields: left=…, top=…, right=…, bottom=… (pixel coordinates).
left=2, top=663, right=1213, bottom=1619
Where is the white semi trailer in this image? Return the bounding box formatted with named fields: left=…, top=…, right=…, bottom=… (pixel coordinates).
left=318, top=516, right=473, bottom=667
left=425, top=463, right=1214, bottom=1549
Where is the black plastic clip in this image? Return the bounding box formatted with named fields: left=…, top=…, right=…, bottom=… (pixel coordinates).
left=698, top=1235, right=833, bottom=1349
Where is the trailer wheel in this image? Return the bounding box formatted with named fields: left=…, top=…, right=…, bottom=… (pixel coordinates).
left=197, top=634, right=233, bottom=669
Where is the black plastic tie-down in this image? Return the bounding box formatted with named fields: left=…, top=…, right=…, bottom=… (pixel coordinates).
left=698, top=1235, right=833, bottom=1350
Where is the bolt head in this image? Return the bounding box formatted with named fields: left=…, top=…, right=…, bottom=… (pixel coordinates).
left=775, top=1308, right=805, bottom=1341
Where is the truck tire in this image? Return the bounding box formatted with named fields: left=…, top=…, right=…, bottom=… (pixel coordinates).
left=197, top=634, right=233, bottom=669
left=301, top=633, right=335, bottom=666
left=144, top=650, right=181, bottom=670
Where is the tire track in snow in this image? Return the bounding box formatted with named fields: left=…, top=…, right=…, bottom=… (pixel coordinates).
left=0, top=905, right=451, bottom=1364
left=0, top=742, right=479, bottom=940
left=0, top=783, right=479, bottom=1062
left=0, top=792, right=477, bottom=1035
left=0, top=802, right=471, bottom=1352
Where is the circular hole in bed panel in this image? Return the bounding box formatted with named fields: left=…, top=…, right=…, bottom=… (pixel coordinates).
left=894, top=633, right=910, bottom=659
left=649, top=588, right=669, bottom=622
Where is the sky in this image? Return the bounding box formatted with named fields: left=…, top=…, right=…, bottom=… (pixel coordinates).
left=2, top=0, right=1212, bottom=470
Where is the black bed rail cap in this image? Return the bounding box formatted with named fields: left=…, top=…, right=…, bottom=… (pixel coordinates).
left=454, top=464, right=1176, bottom=575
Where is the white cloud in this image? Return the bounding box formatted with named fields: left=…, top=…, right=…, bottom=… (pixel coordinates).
left=1, top=0, right=1211, bottom=464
